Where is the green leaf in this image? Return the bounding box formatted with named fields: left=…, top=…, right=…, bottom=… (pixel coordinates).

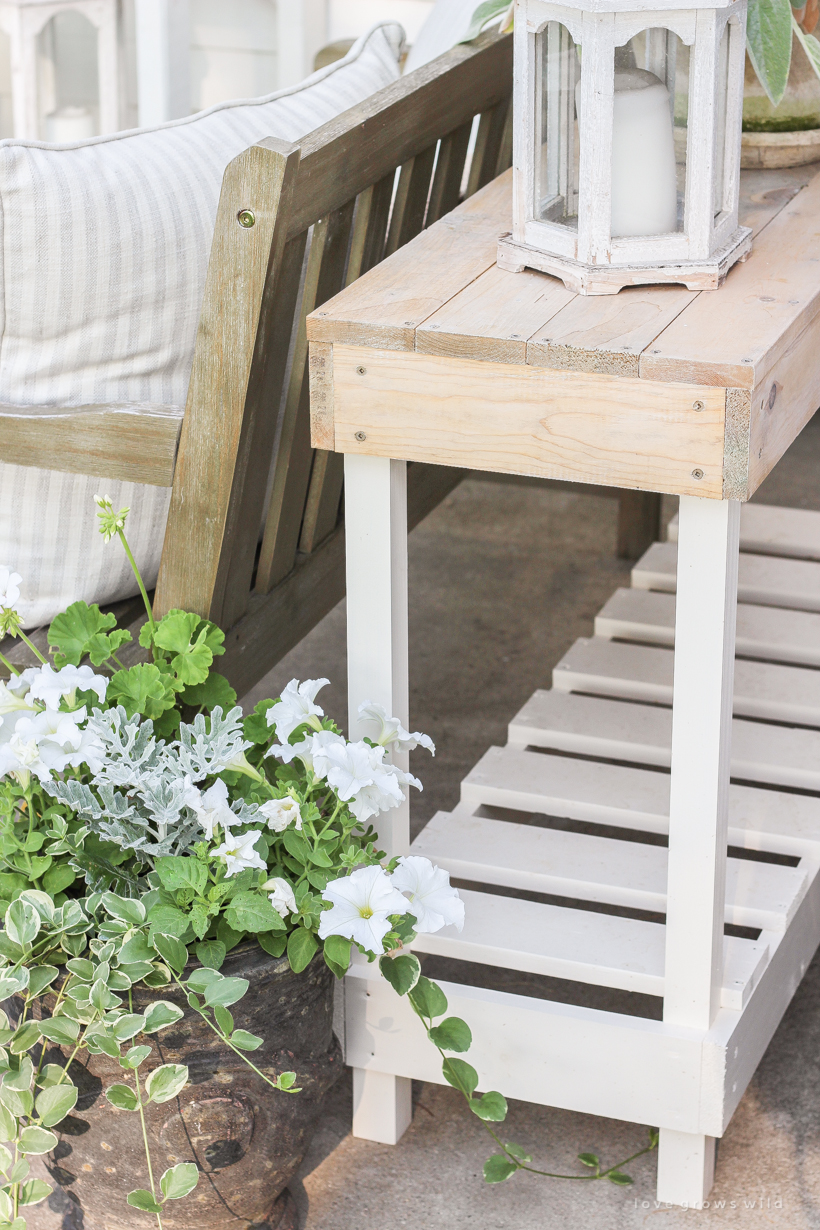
left=213, top=1005, right=233, bottom=1036
left=108, top=663, right=177, bottom=720
left=230, top=1029, right=263, bottom=1051
left=483, top=1154, right=519, bottom=1184
left=4, top=1057, right=34, bottom=1092
left=747, top=0, right=793, bottom=106
left=10, top=1022, right=41, bottom=1055
left=179, top=673, right=237, bottom=712
left=145, top=1063, right=188, bottom=1104
left=123, top=1045, right=152, bottom=1069
left=459, top=0, right=510, bottom=44
left=37, top=1064, right=67, bottom=1089
left=160, top=1161, right=199, bottom=1201
left=38, top=1016, right=80, bottom=1046
left=186, top=967, right=223, bottom=993
left=154, top=612, right=213, bottom=686
left=323, top=935, right=352, bottom=979
left=0, top=972, right=28, bottom=999
left=48, top=601, right=116, bottom=666
left=153, top=610, right=200, bottom=655
left=42, top=865, right=76, bottom=895
left=127, top=1190, right=164, bottom=1214
left=428, top=1016, right=472, bottom=1053
left=17, top=1179, right=52, bottom=1206
left=118, top=961, right=155, bottom=982
left=503, top=1141, right=532, bottom=1163
left=216, top=918, right=244, bottom=953
left=379, top=953, right=421, bottom=997
left=0, top=1087, right=32, bottom=1119
left=101, top=892, right=146, bottom=926
left=26, top=966, right=58, bottom=998
left=792, top=14, right=820, bottom=81
left=225, top=891, right=286, bottom=935
left=608, top=1171, right=633, bottom=1186
left=195, top=940, right=226, bottom=970
left=151, top=932, right=188, bottom=975
left=578, top=1152, right=600, bottom=1168
left=5, top=898, right=40, bottom=947
left=154, top=857, right=207, bottom=897
left=118, top=933, right=155, bottom=964
left=112, top=1014, right=147, bottom=1041
left=106, top=1083, right=139, bottom=1111
left=471, top=1091, right=508, bottom=1122
left=0, top=1189, right=12, bottom=1222
left=442, top=1057, right=479, bottom=1097
left=142, top=1001, right=184, bottom=1033
left=18, top=1126, right=58, bottom=1155
left=283, top=830, right=310, bottom=864
left=86, top=627, right=133, bottom=667
left=287, top=928, right=319, bottom=974
left=35, top=1083, right=78, bottom=1128
left=148, top=904, right=190, bottom=938
left=0, top=1102, right=16, bottom=1144
left=257, top=932, right=287, bottom=959
left=242, top=701, right=276, bottom=745
left=203, top=977, right=249, bottom=1008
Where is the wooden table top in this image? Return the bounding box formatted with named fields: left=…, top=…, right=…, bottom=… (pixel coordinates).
left=307, top=163, right=820, bottom=501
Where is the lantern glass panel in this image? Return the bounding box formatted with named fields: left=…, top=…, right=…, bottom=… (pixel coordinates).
left=537, top=22, right=580, bottom=231
left=713, top=21, right=731, bottom=219
left=611, top=29, right=689, bottom=238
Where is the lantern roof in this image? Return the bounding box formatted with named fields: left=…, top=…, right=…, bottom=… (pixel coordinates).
left=523, top=0, right=739, bottom=15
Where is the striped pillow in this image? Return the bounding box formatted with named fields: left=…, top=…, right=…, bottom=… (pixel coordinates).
left=0, top=22, right=403, bottom=628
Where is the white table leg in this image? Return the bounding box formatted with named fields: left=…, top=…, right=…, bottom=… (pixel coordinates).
left=658, top=495, right=739, bottom=1207
left=345, top=453, right=412, bottom=1142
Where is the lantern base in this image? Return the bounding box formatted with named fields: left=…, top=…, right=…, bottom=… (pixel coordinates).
left=496, top=227, right=752, bottom=296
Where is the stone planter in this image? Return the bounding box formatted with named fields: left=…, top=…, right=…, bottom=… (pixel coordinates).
left=18, top=945, right=341, bottom=1230
left=742, top=38, right=820, bottom=167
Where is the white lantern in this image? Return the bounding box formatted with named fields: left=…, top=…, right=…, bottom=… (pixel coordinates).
left=497, top=0, right=751, bottom=294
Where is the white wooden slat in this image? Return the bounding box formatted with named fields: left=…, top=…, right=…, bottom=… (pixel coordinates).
left=554, top=636, right=820, bottom=726
left=411, top=808, right=808, bottom=932
left=596, top=586, right=820, bottom=668
left=668, top=504, right=820, bottom=561
left=508, top=688, right=820, bottom=794
left=633, top=541, right=820, bottom=612
left=460, top=742, right=820, bottom=859
left=409, top=886, right=768, bottom=1008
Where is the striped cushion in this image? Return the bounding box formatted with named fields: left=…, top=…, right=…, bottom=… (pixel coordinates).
left=0, top=23, right=403, bottom=628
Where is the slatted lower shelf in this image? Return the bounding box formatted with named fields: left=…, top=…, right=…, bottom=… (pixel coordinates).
left=351, top=503, right=820, bottom=1139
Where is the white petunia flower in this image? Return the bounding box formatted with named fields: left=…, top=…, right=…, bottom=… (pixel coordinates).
left=318, top=865, right=409, bottom=955
left=265, top=678, right=329, bottom=743
left=0, top=707, right=96, bottom=785
left=357, top=702, right=436, bottom=756
left=391, top=856, right=465, bottom=934
left=184, top=777, right=235, bottom=841
left=0, top=680, right=38, bottom=719
left=265, top=876, right=298, bottom=919
left=213, top=827, right=266, bottom=876
left=315, top=739, right=421, bottom=823
left=0, top=567, right=22, bottom=609
left=26, top=663, right=108, bottom=709
left=258, top=795, right=303, bottom=833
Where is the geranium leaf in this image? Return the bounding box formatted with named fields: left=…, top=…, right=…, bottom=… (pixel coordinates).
left=48, top=602, right=116, bottom=666
left=179, top=672, right=236, bottom=712
left=108, top=663, right=177, bottom=720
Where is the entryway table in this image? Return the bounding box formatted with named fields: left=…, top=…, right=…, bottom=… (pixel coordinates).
left=306, top=160, right=820, bottom=1208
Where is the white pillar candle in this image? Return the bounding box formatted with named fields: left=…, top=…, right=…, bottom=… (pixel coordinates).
left=45, top=106, right=96, bottom=143
left=610, top=68, right=678, bottom=238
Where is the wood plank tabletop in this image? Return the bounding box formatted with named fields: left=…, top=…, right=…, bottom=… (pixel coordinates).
left=307, top=162, right=820, bottom=501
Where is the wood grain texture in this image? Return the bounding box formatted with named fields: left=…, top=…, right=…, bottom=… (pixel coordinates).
left=308, top=342, right=334, bottom=449
left=385, top=142, right=437, bottom=257
left=154, top=139, right=300, bottom=623
left=330, top=345, right=726, bottom=498
left=640, top=170, right=820, bottom=389
left=426, top=120, right=473, bottom=227
left=306, top=170, right=513, bottom=351
left=416, top=264, right=573, bottom=364
left=0, top=404, right=181, bottom=486
left=289, top=30, right=512, bottom=240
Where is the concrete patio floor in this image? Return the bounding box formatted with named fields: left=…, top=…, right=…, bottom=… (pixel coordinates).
left=242, top=410, right=820, bottom=1229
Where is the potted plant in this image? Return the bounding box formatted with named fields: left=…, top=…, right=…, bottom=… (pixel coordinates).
left=0, top=498, right=656, bottom=1230
left=465, top=0, right=820, bottom=167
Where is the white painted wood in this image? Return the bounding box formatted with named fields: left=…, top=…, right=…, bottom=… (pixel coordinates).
left=135, top=0, right=189, bottom=127
left=596, top=586, right=820, bottom=667
left=344, top=454, right=409, bottom=859
left=554, top=636, right=820, bottom=725
left=411, top=807, right=808, bottom=931
left=668, top=503, right=820, bottom=561
left=409, top=884, right=768, bottom=1006
left=508, top=687, right=820, bottom=794
left=576, top=9, right=614, bottom=266
left=352, top=1068, right=413, bottom=1145
left=344, top=453, right=410, bottom=1147
left=634, top=540, right=820, bottom=612
left=657, top=1130, right=716, bottom=1208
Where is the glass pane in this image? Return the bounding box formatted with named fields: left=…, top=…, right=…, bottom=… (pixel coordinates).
left=611, top=29, right=688, bottom=238
left=537, top=22, right=580, bottom=230
left=713, top=22, right=731, bottom=218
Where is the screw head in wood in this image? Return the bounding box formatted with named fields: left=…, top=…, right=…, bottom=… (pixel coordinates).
left=692, top=468, right=704, bottom=480
left=237, top=209, right=255, bottom=228
left=354, top=431, right=367, bottom=442
left=356, top=366, right=367, bottom=375
left=692, top=401, right=704, bottom=412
